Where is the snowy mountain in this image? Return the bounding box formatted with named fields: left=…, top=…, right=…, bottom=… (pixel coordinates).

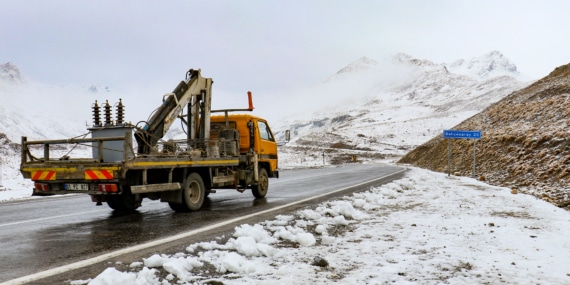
left=332, top=56, right=379, bottom=75
left=448, top=50, right=521, bottom=79
left=0, top=83, right=97, bottom=142
left=0, top=62, right=125, bottom=143
left=276, top=51, right=531, bottom=167
left=0, top=62, right=24, bottom=85
left=0, top=62, right=124, bottom=189
left=0, top=52, right=532, bottom=190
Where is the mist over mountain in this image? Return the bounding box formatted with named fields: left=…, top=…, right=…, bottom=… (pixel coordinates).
left=0, top=81, right=98, bottom=142
left=0, top=62, right=132, bottom=143
left=0, top=63, right=128, bottom=189
left=0, top=52, right=533, bottom=190
left=333, top=56, right=379, bottom=75
left=0, top=62, right=24, bottom=85
left=277, top=51, right=531, bottom=167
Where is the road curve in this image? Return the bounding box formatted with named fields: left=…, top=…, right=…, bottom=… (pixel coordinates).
left=0, top=163, right=404, bottom=284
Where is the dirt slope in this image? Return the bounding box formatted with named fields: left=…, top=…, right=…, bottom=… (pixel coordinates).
left=399, top=63, right=570, bottom=207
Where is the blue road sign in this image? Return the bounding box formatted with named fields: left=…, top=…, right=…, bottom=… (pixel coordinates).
left=443, top=130, right=481, bottom=139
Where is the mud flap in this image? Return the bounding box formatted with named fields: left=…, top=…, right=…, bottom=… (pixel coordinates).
left=160, top=189, right=183, bottom=203
left=253, top=152, right=259, bottom=182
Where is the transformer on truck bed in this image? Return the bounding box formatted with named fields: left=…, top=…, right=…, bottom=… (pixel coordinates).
left=20, top=68, right=285, bottom=212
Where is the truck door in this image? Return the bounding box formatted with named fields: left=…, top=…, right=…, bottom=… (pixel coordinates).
left=256, top=120, right=278, bottom=173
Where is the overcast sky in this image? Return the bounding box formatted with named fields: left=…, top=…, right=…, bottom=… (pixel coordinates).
left=1, top=1, right=569, bottom=121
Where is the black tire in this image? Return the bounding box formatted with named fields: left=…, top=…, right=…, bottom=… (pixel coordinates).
left=106, top=196, right=122, bottom=210
left=168, top=202, right=188, bottom=212
left=168, top=172, right=206, bottom=213
left=183, top=173, right=206, bottom=211
left=106, top=189, right=140, bottom=212
left=251, top=167, right=269, bottom=198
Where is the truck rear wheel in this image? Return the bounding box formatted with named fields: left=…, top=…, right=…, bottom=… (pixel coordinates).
left=168, top=202, right=187, bottom=212
left=106, top=189, right=140, bottom=212
left=184, top=173, right=206, bottom=210
left=251, top=167, right=269, bottom=198
left=169, top=172, right=205, bottom=212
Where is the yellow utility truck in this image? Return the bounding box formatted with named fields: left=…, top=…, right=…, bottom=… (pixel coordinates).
left=20, top=69, right=284, bottom=212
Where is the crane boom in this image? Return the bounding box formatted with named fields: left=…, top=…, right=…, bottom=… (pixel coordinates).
left=19, top=67, right=282, bottom=213
left=134, top=69, right=213, bottom=154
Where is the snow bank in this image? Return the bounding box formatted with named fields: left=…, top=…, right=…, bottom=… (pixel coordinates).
left=75, top=167, right=570, bottom=284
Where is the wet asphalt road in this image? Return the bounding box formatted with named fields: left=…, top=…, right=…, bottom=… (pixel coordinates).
left=0, top=163, right=404, bottom=284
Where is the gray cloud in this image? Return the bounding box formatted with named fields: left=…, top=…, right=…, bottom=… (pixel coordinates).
left=1, top=0, right=569, bottom=122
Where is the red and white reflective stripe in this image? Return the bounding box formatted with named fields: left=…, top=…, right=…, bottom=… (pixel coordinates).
left=85, top=169, right=114, bottom=180
left=98, top=184, right=118, bottom=193
left=34, top=183, right=50, bottom=191
left=32, top=171, right=56, bottom=181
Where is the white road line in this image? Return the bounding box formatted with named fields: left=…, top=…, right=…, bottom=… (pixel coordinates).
left=0, top=166, right=374, bottom=227
left=274, top=166, right=383, bottom=183
left=0, top=210, right=103, bottom=228
left=271, top=171, right=343, bottom=184
left=1, top=168, right=406, bottom=285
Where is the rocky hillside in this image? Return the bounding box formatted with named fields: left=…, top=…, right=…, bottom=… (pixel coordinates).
left=399, top=63, right=570, bottom=208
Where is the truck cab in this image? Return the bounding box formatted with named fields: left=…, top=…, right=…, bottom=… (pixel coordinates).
left=210, top=114, right=279, bottom=178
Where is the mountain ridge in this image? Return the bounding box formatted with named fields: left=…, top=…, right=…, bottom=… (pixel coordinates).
left=278, top=51, right=530, bottom=168
left=0, top=52, right=532, bottom=191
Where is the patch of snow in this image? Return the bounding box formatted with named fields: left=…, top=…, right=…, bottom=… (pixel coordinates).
left=76, top=167, right=570, bottom=284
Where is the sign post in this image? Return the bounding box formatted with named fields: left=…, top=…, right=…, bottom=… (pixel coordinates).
left=443, top=130, right=482, bottom=177
left=0, top=158, right=4, bottom=191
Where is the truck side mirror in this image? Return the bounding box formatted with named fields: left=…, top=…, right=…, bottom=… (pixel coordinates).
left=285, top=130, right=290, bottom=142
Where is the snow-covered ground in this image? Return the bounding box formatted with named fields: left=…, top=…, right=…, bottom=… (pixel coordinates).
left=0, top=52, right=530, bottom=192
left=0, top=52, right=556, bottom=284
left=67, top=166, right=570, bottom=285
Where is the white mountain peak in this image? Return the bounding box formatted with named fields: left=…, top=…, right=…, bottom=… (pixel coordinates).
left=0, top=62, right=24, bottom=84
left=448, top=50, right=520, bottom=79
left=335, top=56, right=379, bottom=74
left=391, top=53, right=437, bottom=67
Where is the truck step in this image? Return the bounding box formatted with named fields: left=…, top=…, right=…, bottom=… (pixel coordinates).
left=131, top=183, right=181, bottom=194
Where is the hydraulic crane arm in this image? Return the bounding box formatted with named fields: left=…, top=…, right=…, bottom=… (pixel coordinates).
left=135, top=69, right=213, bottom=154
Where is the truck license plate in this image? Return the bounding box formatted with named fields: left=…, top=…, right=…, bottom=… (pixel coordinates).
left=65, top=183, right=89, bottom=191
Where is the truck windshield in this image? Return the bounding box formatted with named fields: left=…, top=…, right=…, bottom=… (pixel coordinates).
left=257, top=121, right=275, bottom=142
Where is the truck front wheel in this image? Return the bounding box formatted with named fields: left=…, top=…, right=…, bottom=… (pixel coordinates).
left=251, top=167, right=269, bottom=198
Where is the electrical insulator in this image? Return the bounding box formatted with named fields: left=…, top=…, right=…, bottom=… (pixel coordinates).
left=104, top=100, right=112, bottom=126
left=92, top=100, right=101, bottom=127
left=116, top=98, right=124, bottom=125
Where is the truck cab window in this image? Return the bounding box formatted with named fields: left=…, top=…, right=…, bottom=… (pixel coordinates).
left=258, top=121, right=275, bottom=141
